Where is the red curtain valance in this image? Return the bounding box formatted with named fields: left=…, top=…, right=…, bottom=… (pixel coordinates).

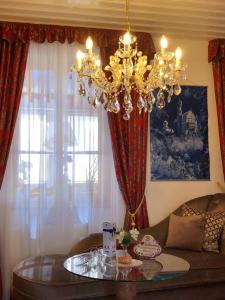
left=0, top=22, right=155, bottom=60
left=208, top=39, right=225, bottom=62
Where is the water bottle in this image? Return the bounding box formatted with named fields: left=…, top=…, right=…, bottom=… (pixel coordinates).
left=103, top=222, right=116, bottom=257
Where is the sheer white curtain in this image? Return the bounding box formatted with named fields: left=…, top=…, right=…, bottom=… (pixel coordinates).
left=0, top=41, right=125, bottom=299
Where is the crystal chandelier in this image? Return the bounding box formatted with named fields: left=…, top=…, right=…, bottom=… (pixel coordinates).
left=71, top=0, right=186, bottom=120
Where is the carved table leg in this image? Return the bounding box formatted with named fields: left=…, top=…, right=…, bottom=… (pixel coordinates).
left=116, top=282, right=137, bottom=300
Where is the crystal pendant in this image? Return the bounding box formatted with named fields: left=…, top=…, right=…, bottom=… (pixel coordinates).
left=92, top=97, right=100, bottom=109
left=169, top=86, right=173, bottom=96
left=107, top=101, right=113, bottom=112
left=88, top=96, right=94, bottom=104
left=144, top=102, right=148, bottom=113
left=156, top=90, right=165, bottom=109
left=148, top=92, right=156, bottom=104
left=124, top=101, right=133, bottom=114
left=111, top=99, right=120, bottom=113
left=106, top=101, right=113, bottom=112
left=79, top=84, right=86, bottom=96
left=95, top=96, right=100, bottom=106
left=124, top=93, right=132, bottom=104
left=157, top=99, right=166, bottom=109
left=123, top=112, right=130, bottom=121
left=92, top=101, right=97, bottom=109
left=157, top=90, right=164, bottom=100
left=174, top=84, right=182, bottom=95
left=146, top=102, right=153, bottom=113
left=88, top=78, right=92, bottom=87
left=137, top=96, right=145, bottom=113
left=167, top=94, right=172, bottom=103
left=102, top=93, right=108, bottom=107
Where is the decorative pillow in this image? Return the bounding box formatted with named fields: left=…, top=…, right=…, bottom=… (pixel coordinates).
left=182, top=205, right=225, bottom=253
left=165, top=214, right=205, bottom=251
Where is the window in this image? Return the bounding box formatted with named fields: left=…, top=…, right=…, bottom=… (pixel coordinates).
left=1, top=40, right=124, bottom=252
left=18, top=72, right=101, bottom=226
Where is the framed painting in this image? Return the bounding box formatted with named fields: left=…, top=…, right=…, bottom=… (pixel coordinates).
left=150, top=85, right=210, bottom=180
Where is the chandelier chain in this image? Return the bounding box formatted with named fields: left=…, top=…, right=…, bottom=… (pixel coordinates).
left=126, top=0, right=131, bottom=32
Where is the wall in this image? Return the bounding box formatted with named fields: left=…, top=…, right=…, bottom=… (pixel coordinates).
left=146, top=37, right=224, bottom=226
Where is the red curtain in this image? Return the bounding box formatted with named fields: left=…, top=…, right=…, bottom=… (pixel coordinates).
left=209, top=39, right=225, bottom=180
left=0, top=37, right=29, bottom=300
left=107, top=93, right=150, bottom=230
left=0, top=38, right=29, bottom=188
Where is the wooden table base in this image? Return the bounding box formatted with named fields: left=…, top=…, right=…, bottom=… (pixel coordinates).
left=116, top=282, right=137, bottom=300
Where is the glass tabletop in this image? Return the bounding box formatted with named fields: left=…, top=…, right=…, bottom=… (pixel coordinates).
left=64, top=250, right=190, bottom=282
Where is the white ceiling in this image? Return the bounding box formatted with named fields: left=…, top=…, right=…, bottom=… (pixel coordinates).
left=0, top=0, right=225, bottom=40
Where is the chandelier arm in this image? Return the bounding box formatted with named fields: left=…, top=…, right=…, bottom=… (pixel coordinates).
left=134, top=75, right=145, bottom=93
left=92, top=77, right=110, bottom=93
left=91, top=75, right=119, bottom=95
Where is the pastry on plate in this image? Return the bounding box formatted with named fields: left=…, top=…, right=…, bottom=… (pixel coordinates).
left=117, top=254, right=132, bottom=265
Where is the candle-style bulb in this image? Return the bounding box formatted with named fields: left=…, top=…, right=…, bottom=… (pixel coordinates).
left=86, top=36, right=93, bottom=50
left=76, top=50, right=85, bottom=70
left=160, top=35, right=168, bottom=49
left=175, top=47, right=182, bottom=59
left=76, top=50, right=85, bottom=61
left=123, top=31, right=132, bottom=45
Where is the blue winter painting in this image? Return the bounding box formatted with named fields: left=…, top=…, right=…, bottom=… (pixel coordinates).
left=150, top=86, right=210, bottom=181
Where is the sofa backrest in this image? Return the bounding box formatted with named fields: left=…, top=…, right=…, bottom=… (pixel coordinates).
left=69, top=193, right=225, bottom=255
left=146, top=193, right=225, bottom=247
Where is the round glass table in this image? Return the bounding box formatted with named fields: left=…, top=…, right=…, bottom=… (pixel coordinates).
left=64, top=250, right=190, bottom=299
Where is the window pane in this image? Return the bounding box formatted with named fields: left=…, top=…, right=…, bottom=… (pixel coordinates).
left=20, top=111, right=55, bottom=152
left=18, top=153, right=55, bottom=184
left=66, top=154, right=98, bottom=183
left=22, top=70, right=55, bottom=95
left=65, top=114, right=98, bottom=152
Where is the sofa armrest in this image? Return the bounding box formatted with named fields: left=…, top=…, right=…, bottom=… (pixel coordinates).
left=69, top=233, right=102, bottom=256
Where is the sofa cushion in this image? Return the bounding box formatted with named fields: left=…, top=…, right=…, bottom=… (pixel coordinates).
left=165, top=214, right=205, bottom=251
left=182, top=204, right=225, bottom=252
left=164, top=248, right=225, bottom=270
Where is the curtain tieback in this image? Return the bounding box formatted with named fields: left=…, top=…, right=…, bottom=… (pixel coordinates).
left=128, top=195, right=145, bottom=228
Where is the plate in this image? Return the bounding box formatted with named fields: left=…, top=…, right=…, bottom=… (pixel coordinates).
left=115, top=259, right=143, bottom=268
left=70, top=253, right=90, bottom=266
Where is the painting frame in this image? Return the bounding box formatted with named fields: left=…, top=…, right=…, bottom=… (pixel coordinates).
left=150, top=85, right=210, bottom=181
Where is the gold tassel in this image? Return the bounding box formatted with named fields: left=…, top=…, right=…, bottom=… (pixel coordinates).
left=128, top=195, right=145, bottom=229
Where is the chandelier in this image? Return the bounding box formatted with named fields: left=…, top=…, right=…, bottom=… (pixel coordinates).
left=71, top=0, right=186, bottom=120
